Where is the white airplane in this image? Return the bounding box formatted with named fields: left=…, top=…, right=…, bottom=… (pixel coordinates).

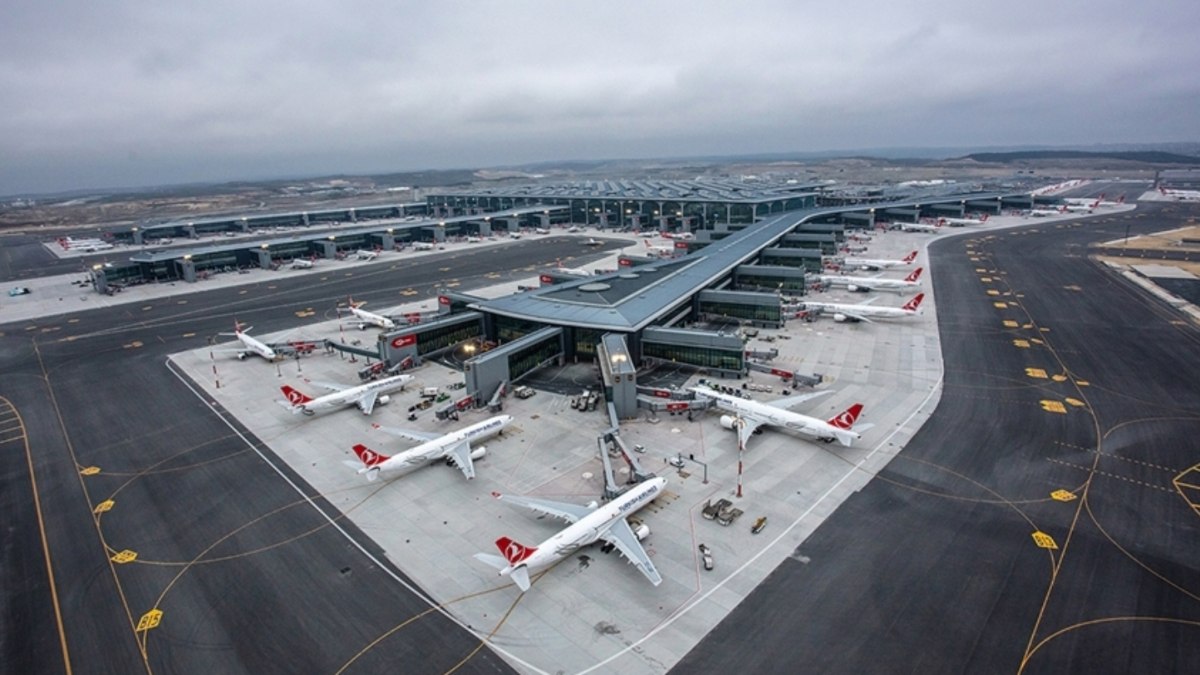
left=938, top=213, right=990, bottom=227
left=350, top=414, right=514, bottom=481
left=554, top=260, right=592, bottom=277
left=355, top=249, right=380, bottom=261
left=346, top=298, right=396, bottom=330
left=466, top=235, right=484, bottom=243
left=57, top=237, right=114, bottom=251
left=290, top=258, right=315, bottom=269
left=535, top=227, right=551, bottom=235
left=279, top=373, right=413, bottom=416
left=475, top=476, right=667, bottom=591
left=413, top=242, right=435, bottom=251
left=900, top=222, right=942, bottom=233
left=643, top=239, right=675, bottom=256
left=819, top=267, right=923, bottom=293
left=218, top=322, right=279, bottom=361
left=584, top=237, right=604, bottom=247
left=1029, top=206, right=1067, bottom=217
left=842, top=250, right=918, bottom=271
left=1062, top=199, right=1099, bottom=213
left=689, top=386, right=871, bottom=450
left=660, top=231, right=694, bottom=240
left=1158, top=187, right=1200, bottom=201
left=803, top=293, right=925, bottom=323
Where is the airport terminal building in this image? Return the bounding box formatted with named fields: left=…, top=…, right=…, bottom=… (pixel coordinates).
left=80, top=180, right=1037, bottom=417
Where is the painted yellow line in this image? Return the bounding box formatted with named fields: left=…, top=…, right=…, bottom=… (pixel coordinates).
left=1003, top=320, right=1018, bottom=328
left=1026, top=367, right=1048, bottom=378
left=993, top=302, right=1008, bottom=309
left=1050, top=489, right=1077, bottom=502
left=1032, top=531, right=1058, bottom=549
left=6, top=399, right=74, bottom=672
left=1013, top=339, right=1030, bottom=348
left=1040, top=400, right=1067, bottom=414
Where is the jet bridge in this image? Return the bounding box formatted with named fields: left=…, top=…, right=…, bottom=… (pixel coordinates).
left=597, top=428, right=656, bottom=499
left=463, top=326, right=564, bottom=406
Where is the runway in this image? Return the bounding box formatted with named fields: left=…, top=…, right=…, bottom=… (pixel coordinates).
left=0, top=237, right=624, bottom=674
left=673, top=201, right=1200, bottom=672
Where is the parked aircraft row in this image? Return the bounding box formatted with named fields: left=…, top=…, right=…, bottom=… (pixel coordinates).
left=690, top=386, right=871, bottom=450
left=841, top=250, right=918, bottom=271
left=56, top=236, right=114, bottom=252
left=819, top=267, right=923, bottom=293
left=1159, top=187, right=1200, bottom=201
left=801, top=293, right=925, bottom=323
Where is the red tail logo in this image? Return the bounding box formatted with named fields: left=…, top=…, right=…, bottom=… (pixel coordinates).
left=980, top=214, right=989, bottom=222
left=828, top=404, right=863, bottom=429
left=902, top=250, right=918, bottom=263
left=905, top=267, right=923, bottom=283
left=352, top=444, right=388, bottom=467
left=281, top=385, right=313, bottom=405
left=902, top=293, right=925, bottom=312
left=496, top=536, right=537, bottom=565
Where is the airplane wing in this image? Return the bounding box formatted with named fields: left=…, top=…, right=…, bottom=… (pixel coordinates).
left=307, top=379, right=348, bottom=394
left=445, top=440, right=476, bottom=479
left=497, top=493, right=594, bottom=525
left=767, top=389, right=834, bottom=410
left=736, top=417, right=763, bottom=450
left=834, top=310, right=875, bottom=324
left=357, top=391, right=380, bottom=415
left=372, top=424, right=441, bottom=444
left=601, top=519, right=662, bottom=586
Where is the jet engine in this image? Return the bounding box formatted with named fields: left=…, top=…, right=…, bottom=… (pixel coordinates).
left=719, top=415, right=739, bottom=430
left=470, top=445, right=487, bottom=460
left=378, top=395, right=391, bottom=406
left=833, top=313, right=860, bottom=323
left=847, top=284, right=871, bottom=293
left=632, top=522, right=651, bottom=541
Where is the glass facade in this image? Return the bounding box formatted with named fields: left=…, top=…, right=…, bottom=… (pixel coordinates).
left=509, top=338, right=562, bottom=380
left=495, top=315, right=543, bottom=343
left=642, top=340, right=744, bottom=372
left=736, top=273, right=807, bottom=293
left=416, top=321, right=483, bottom=356
left=573, top=327, right=604, bottom=357
left=698, top=299, right=782, bottom=324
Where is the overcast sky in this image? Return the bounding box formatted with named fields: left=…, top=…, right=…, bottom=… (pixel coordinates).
left=3, top=0, right=1198, bottom=195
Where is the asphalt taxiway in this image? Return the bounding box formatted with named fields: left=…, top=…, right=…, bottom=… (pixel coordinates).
left=0, top=236, right=626, bottom=674
left=673, top=200, right=1200, bottom=673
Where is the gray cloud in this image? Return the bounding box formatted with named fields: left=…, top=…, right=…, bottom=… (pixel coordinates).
left=2, top=0, right=1199, bottom=194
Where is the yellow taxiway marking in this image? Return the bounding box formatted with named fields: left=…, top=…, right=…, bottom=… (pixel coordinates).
left=176, top=299, right=188, bottom=304
left=1051, top=374, right=1068, bottom=382
left=1040, top=400, right=1067, bottom=414
left=182, top=332, right=195, bottom=338
left=1003, top=320, right=1019, bottom=328
left=238, top=290, right=248, bottom=295
left=93, top=499, right=114, bottom=514
left=1075, top=380, right=1090, bottom=387
left=1013, top=339, right=1030, bottom=348
left=1040, top=327, right=1051, bottom=332
left=975, top=268, right=987, bottom=273
left=267, top=285, right=277, bottom=289
left=1065, top=398, right=1086, bottom=407
left=79, top=466, right=101, bottom=476
left=1030, top=338, right=1044, bottom=345
left=1026, top=367, right=1048, bottom=378
left=136, top=609, right=163, bottom=632
left=401, top=289, right=418, bottom=296
left=111, top=550, right=138, bottom=564
left=969, top=257, right=980, bottom=262
left=980, top=276, right=993, bottom=282
left=987, top=290, right=1000, bottom=296
left=993, top=301, right=1008, bottom=308
left=1050, top=489, right=1077, bottom=502
left=68, top=318, right=80, bottom=324
left=445, top=282, right=461, bottom=288
left=439, top=267, right=452, bottom=272
left=1063, top=284, right=1082, bottom=292
left=141, top=306, right=153, bottom=311
left=123, top=341, right=143, bottom=349
left=25, top=325, right=38, bottom=331
left=1032, top=531, right=1058, bottom=549
left=294, top=310, right=316, bottom=318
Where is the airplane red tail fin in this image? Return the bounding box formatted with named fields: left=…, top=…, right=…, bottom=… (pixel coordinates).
left=905, top=267, right=923, bottom=283
left=351, top=444, right=389, bottom=467
left=281, top=385, right=314, bottom=405
left=828, top=403, right=864, bottom=429
left=1117, top=195, right=1125, bottom=204
left=902, top=293, right=925, bottom=312
left=495, top=536, right=537, bottom=565
left=981, top=213, right=989, bottom=222
left=902, top=250, right=918, bottom=263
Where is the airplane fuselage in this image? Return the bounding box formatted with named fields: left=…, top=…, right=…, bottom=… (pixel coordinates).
left=505, top=477, right=665, bottom=577
left=374, top=414, right=513, bottom=476
left=290, top=374, right=413, bottom=415
left=351, top=306, right=396, bottom=330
